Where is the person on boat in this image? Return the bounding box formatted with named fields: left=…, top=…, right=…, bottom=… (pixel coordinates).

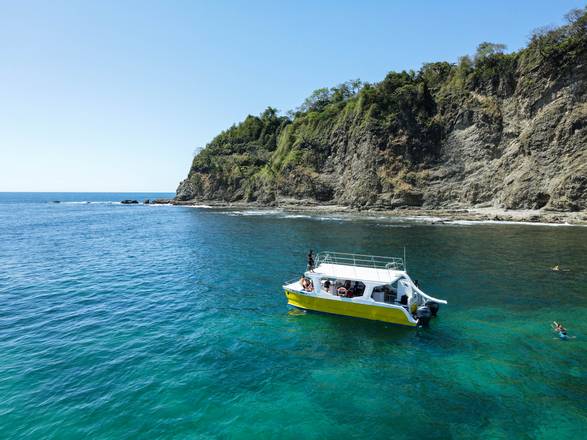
left=307, top=250, right=315, bottom=272
left=299, top=277, right=313, bottom=292
left=323, top=280, right=331, bottom=293
left=337, top=280, right=353, bottom=297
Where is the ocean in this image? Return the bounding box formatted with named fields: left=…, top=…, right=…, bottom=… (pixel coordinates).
left=1, top=193, right=586, bottom=439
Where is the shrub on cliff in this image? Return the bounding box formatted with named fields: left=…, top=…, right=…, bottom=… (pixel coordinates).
left=191, top=107, right=290, bottom=174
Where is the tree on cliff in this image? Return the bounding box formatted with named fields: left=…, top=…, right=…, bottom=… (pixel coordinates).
left=298, top=79, right=363, bottom=113
left=474, top=42, right=507, bottom=63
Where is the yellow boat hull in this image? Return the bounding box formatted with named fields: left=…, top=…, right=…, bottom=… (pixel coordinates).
left=284, top=289, right=417, bottom=327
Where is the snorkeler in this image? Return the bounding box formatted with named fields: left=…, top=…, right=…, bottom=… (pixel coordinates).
left=552, top=321, right=569, bottom=339
left=551, top=264, right=570, bottom=272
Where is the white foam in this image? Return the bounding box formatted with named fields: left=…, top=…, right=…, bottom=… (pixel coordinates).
left=229, top=209, right=283, bottom=216
left=197, top=206, right=586, bottom=227
left=317, top=216, right=348, bottom=221
left=59, top=201, right=121, bottom=205
left=445, top=219, right=578, bottom=227
left=59, top=201, right=92, bottom=204
left=393, top=215, right=445, bottom=223
left=282, top=214, right=313, bottom=219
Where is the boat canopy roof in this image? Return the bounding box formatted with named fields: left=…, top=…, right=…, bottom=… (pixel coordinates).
left=310, top=263, right=404, bottom=284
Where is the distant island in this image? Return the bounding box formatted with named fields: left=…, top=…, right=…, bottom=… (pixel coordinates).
left=175, top=9, right=586, bottom=223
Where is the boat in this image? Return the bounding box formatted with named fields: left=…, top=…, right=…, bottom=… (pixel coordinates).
left=283, top=251, right=447, bottom=327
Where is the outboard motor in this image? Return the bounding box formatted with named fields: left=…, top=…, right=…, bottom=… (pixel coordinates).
left=416, top=305, right=432, bottom=326
left=425, top=301, right=440, bottom=317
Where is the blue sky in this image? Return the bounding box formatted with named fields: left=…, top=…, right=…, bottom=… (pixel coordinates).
left=0, top=0, right=583, bottom=192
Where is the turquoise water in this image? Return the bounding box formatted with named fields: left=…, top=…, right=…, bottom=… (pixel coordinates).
left=1, top=193, right=586, bottom=439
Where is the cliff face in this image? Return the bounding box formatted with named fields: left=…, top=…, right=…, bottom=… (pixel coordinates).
left=177, top=12, right=587, bottom=212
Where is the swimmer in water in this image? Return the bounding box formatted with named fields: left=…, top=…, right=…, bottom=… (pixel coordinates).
left=551, top=264, right=570, bottom=272
left=552, top=321, right=571, bottom=339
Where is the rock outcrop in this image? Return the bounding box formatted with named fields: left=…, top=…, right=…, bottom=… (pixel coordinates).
left=176, top=11, right=587, bottom=212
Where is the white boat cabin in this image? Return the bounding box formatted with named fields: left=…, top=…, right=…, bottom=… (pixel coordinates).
left=311, top=264, right=414, bottom=304
left=288, top=251, right=446, bottom=313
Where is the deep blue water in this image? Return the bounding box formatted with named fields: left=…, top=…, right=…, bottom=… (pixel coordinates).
left=1, top=193, right=586, bottom=439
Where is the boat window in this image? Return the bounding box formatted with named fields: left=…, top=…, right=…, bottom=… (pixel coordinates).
left=320, top=278, right=337, bottom=295
left=349, top=281, right=365, bottom=296
left=371, top=282, right=401, bottom=304
left=325, top=279, right=366, bottom=297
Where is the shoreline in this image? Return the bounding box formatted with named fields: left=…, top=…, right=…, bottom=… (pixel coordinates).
left=169, top=199, right=587, bottom=225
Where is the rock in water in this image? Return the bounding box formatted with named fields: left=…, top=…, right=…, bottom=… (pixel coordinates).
left=121, top=200, right=139, bottom=205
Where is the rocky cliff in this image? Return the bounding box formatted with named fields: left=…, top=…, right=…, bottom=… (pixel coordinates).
left=176, top=11, right=587, bottom=212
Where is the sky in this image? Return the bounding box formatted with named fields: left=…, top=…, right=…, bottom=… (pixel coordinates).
left=0, top=0, right=584, bottom=192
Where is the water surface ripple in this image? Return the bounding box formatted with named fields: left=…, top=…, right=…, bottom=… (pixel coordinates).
left=0, top=193, right=586, bottom=439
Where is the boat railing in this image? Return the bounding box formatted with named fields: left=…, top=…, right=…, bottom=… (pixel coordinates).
left=315, top=251, right=405, bottom=271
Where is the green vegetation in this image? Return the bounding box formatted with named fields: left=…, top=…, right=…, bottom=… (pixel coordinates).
left=183, top=6, right=587, bottom=203
left=526, top=8, right=587, bottom=66
left=296, top=79, right=363, bottom=114
left=191, top=107, right=289, bottom=173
